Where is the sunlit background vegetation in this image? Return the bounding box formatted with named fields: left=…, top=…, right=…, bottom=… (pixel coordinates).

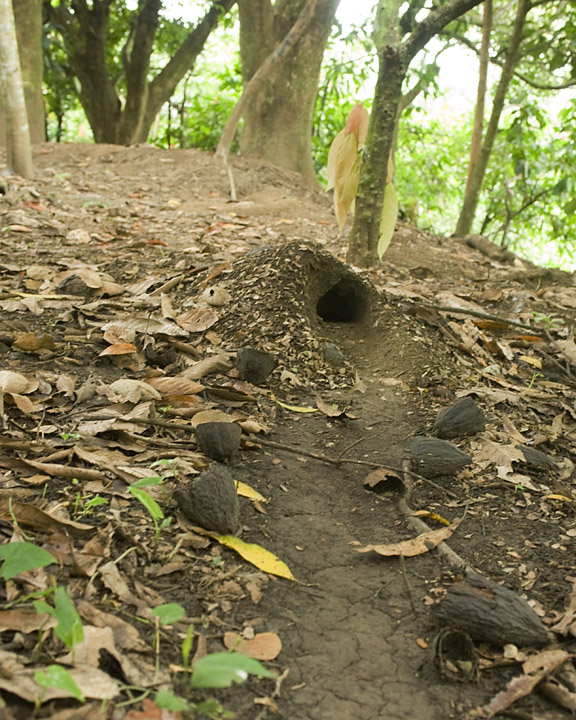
left=42, top=2, right=576, bottom=270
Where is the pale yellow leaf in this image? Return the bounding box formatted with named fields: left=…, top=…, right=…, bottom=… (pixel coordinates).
left=235, top=481, right=269, bottom=503
left=270, top=394, right=317, bottom=414
left=377, top=183, right=398, bottom=259
left=326, top=129, right=346, bottom=191
left=197, top=529, right=295, bottom=580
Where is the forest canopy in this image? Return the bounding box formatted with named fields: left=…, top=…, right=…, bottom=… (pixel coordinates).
left=1, top=0, right=576, bottom=268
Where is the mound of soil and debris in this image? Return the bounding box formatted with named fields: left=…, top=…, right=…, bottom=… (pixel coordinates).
left=0, top=142, right=575, bottom=720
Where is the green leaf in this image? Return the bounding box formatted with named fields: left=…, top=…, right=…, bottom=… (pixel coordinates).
left=35, top=665, right=85, bottom=702
left=154, top=689, right=190, bottom=711
left=151, top=602, right=186, bottom=626
left=35, top=587, right=84, bottom=649
left=0, top=542, right=56, bottom=580
left=129, top=486, right=164, bottom=522
left=377, top=183, right=399, bottom=260
left=131, top=476, right=164, bottom=488
left=191, top=652, right=275, bottom=689
left=182, top=624, right=195, bottom=667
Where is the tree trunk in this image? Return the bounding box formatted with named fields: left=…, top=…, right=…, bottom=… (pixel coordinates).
left=347, top=0, right=484, bottom=267
left=12, top=0, right=45, bottom=144
left=0, top=0, right=33, bottom=176
left=46, top=0, right=235, bottom=145
left=461, top=0, right=491, bottom=207
left=455, top=0, right=529, bottom=236
left=347, top=44, right=407, bottom=267
left=236, top=0, right=340, bottom=181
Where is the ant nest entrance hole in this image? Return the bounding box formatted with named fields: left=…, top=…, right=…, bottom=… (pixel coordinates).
left=316, top=278, right=371, bottom=324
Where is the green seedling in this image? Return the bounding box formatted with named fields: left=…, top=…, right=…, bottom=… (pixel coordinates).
left=34, top=586, right=84, bottom=654
left=190, top=652, right=275, bottom=689
left=182, top=624, right=195, bottom=669
left=35, top=664, right=85, bottom=704
left=154, top=690, right=190, bottom=712
left=61, top=431, right=81, bottom=442
left=528, top=371, right=544, bottom=389
left=0, top=541, right=56, bottom=580
left=72, top=491, right=108, bottom=519
left=129, top=476, right=171, bottom=545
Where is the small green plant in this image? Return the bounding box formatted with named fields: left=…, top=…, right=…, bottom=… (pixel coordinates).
left=129, top=476, right=171, bottom=545
left=72, top=491, right=108, bottom=519
left=153, top=652, right=274, bottom=718
left=190, top=652, right=276, bottom=689
left=61, top=431, right=81, bottom=442
left=34, top=586, right=84, bottom=654
left=35, top=664, right=85, bottom=704
left=0, top=542, right=56, bottom=580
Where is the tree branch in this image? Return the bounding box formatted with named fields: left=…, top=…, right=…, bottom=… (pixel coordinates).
left=406, top=0, right=483, bottom=61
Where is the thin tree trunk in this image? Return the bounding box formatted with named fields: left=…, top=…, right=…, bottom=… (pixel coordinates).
left=462, top=0, right=491, bottom=201
left=455, top=0, right=529, bottom=236
left=348, top=0, right=483, bottom=267
left=0, top=0, right=33, bottom=176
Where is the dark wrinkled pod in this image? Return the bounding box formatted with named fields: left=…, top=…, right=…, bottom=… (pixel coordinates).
left=433, top=397, right=485, bottom=439
left=173, top=464, right=240, bottom=534
left=236, top=348, right=276, bottom=385
left=196, top=422, right=242, bottom=463
left=411, top=436, right=472, bottom=477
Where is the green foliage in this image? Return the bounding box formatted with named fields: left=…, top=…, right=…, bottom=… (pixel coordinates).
left=154, top=689, right=190, bottom=711
left=0, top=542, right=56, bottom=580
left=190, top=652, right=275, bottom=689
left=34, top=586, right=84, bottom=650
left=129, top=476, right=171, bottom=544
left=480, top=89, right=576, bottom=265
left=395, top=112, right=472, bottom=232
left=35, top=665, right=85, bottom=702
left=151, top=602, right=186, bottom=626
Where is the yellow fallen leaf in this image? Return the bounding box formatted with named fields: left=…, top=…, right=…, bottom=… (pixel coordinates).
left=270, top=394, right=317, bottom=414
left=412, top=510, right=451, bottom=526
left=195, top=528, right=295, bottom=580
left=235, top=481, right=269, bottom=503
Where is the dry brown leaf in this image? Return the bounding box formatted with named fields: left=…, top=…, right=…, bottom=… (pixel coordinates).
left=99, top=342, right=138, bottom=356
left=0, top=371, right=32, bottom=394
left=0, top=651, right=119, bottom=702
left=145, top=376, right=204, bottom=396
left=357, top=518, right=461, bottom=557
left=0, top=499, right=94, bottom=537
left=0, top=608, right=56, bottom=633
left=109, top=378, right=162, bottom=403
left=176, top=307, right=219, bottom=332
left=191, top=409, right=234, bottom=427
left=483, top=648, right=570, bottom=717
left=103, top=325, right=136, bottom=344
left=223, top=631, right=282, bottom=660
left=12, top=333, right=55, bottom=352
left=181, top=353, right=233, bottom=379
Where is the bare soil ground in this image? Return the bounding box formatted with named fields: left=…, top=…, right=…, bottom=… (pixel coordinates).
left=0, top=143, right=575, bottom=720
